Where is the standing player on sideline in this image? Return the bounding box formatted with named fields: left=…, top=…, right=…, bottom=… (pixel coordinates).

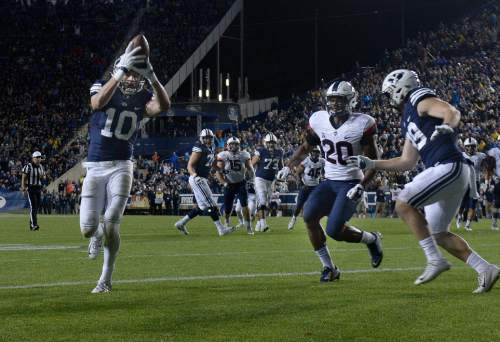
left=174, top=129, right=235, bottom=236
left=278, top=80, right=383, bottom=282
left=288, top=146, right=325, bottom=230
left=456, top=138, right=485, bottom=231
left=82, top=41, right=170, bottom=293
left=347, top=69, right=499, bottom=293
left=251, top=133, right=284, bottom=232
left=216, top=137, right=255, bottom=235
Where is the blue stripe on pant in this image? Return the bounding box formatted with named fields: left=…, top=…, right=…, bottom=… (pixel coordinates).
left=407, top=162, right=461, bottom=208
left=303, top=180, right=358, bottom=240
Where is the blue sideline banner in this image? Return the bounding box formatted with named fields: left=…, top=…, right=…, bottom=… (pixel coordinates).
left=0, top=191, right=27, bottom=212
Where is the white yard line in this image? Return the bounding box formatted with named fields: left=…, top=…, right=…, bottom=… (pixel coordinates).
left=0, top=266, right=426, bottom=290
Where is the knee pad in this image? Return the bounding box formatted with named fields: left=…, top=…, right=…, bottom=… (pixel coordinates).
left=104, top=195, right=128, bottom=224
left=80, top=224, right=98, bottom=238
left=206, top=206, right=220, bottom=221
left=102, top=220, right=121, bottom=241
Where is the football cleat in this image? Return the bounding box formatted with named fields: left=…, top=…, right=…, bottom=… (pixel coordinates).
left=367, top=232, right=383, bottom=268
left=492, top=224, right=499, bottom=231
left=320, top=266, right=341, bottom=282
left=473, top=264, right=500, bottom=294
left=288, top=216, right=296, bottom=230
left=246, top=226, right=254, bottom=235
left=88, top=235, right=102, bottom=260
left=218, top=226, right=236, bottom=236
left=261, top=225, right=270, bottom=233
left=174, top=221, right=189, bottom=235
left=414, top=259, right=451, bottom=285
left=464, top=226, right=472, bottom=232
left=91, top=282, right=112, bottom=294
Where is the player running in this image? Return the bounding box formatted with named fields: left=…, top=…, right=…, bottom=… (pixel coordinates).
left=82, top=41, right=170, bottom=293
left=347, top=69, right=499, bottom=293
left=288, top=146, right=325, bottom=230
left=174, top=129, right=235, bottom=236
left=251, top=133, right=284, bottom=232
left=215, top=137, right=255, bottom=235
left=279, top=80, right=383, bottom=282
left=235, top=180, right=258, bottom=228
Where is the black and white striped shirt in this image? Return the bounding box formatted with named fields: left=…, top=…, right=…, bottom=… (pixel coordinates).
left=22, top=163, right=45, bottom=187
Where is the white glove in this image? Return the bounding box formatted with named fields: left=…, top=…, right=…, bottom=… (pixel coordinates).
left=193, top=175, right=204, bottom=186
left=346, top=184, right=364, bottom=201
left=113, top=42, right=146, bottom=82
left=130, top=58, right=159, bottom=84
left=345, top=156, right=375, bottom=170
left=276, top=166, right=291, bottom=181
left=430, top=124, right=454, bottom=141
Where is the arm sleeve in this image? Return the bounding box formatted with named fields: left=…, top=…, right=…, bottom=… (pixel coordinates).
left=90, top=80, right=103, bottom=96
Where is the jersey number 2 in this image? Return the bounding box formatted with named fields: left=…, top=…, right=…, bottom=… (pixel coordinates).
left=321, top=140, right=353, bottom=165
left=101, top=108, right=138, bottom=141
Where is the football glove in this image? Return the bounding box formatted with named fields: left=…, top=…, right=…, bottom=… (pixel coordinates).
left=130, top=58, right=159, bottom=85
left=113, top=43, right=146, bottom=81
left=430, top=124, right=454, bottom=141
left=345, top=156, right=375, bottom=170
left=276, top=166, right=291, bottom=181
left=346, top=184, right=364, bottom=201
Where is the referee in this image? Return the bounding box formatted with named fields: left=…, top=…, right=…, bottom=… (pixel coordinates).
left=21, top=151, right=46, bottom=231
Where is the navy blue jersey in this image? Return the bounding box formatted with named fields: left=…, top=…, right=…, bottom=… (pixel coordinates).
left=192, top=141, right=215, bottom=178
left=401, top=87, right=462, bottom=168
left=254, top=148, right=283, bottom=181
left=87, top=80, right=152, bottom=162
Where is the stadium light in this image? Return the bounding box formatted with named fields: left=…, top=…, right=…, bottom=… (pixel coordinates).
left=225, top=77, right=230, bottom=87
left=205, top=89, right=210, bottom=98
left=198, top=89, right=202, bottom=98
left=218, top=94, right=222, bottom=102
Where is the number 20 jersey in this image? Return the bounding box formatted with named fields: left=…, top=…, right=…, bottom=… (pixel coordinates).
left=308, top=110, right=376, bottom=181
left=87, top=80, right=152, bottom=162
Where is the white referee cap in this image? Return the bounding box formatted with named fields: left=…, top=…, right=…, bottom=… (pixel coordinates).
left=32, top=151, right=42, bottom=158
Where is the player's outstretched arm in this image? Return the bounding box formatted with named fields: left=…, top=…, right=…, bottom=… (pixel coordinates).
left=287, top=128, right=319, bottom=169
left=418, top=97, right=460, bottom=141
left=347, top=139, right=419, bottom=172
left=90, top=78, right=120, bottom=110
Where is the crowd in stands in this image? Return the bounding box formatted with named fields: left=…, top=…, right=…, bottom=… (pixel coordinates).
left=0, top=1, right=497, bottom=218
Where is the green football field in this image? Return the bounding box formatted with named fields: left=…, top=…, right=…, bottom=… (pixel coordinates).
left=1, top=214, right=499, bottom=341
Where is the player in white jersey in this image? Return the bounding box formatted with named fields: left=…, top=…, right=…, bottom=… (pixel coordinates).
left=278, top=80, right=383, bottom=282
left=82, top=40, right=170, bottom=293
left=456, top=138, right=486, bottom=230
left=487, top=136, right=500, bottom=178
left=216, top=137, right=255, bottom=235
left=348, top=69, right=499, bottom=293
left=288, top=147, right=325, bottom=230
left=235, top=180, right=257, bottom=227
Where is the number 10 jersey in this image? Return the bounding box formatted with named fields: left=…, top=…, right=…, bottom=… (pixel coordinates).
left=87, top=80, right=152, bottom=162
left=308, top=110, right=376, bottom=181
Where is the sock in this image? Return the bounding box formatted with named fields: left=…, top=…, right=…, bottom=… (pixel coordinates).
left=94, top=222, right=104, bottom=240
left=214, top=220, right=225, bottom=231
left=179, top=215, right=190, bottom=225
left=493, top=212, right=498, bottom=225
left=465, top=219, right=471, bottom=228
left=360, top=231, right=376, bottom=244
left=315, top=246, right=334, bottom=269
left=418, top=236, right=443, bottom=262
left=98, top=231, right=120, bottom=285
left=259, top=218, right=266, bottom=227
left=466, top=251, right=490, bottom=274
left=237, top=212, right=244, bottom=224
left=244, top=220, right=251, bottom=229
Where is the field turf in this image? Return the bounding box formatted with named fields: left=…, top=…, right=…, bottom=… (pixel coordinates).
left=0, top=214, right=499, bottom=341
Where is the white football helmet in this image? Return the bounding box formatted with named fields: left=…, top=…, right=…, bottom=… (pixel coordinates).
left=113, top=57, right=145, bottom=95
left=199, top=128, right=215, bottom=145
left=227, top=137, right=240, bottom=152
left=382, top=69, right=420, bottom=107
left=325, top=80, right=357, bottom=117
left=464, top=137, right=478, bottom=154
left=263, top=133, right=278, bottom=149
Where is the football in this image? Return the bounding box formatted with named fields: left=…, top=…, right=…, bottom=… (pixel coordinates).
left=130, top=33, right=150, bottom=57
